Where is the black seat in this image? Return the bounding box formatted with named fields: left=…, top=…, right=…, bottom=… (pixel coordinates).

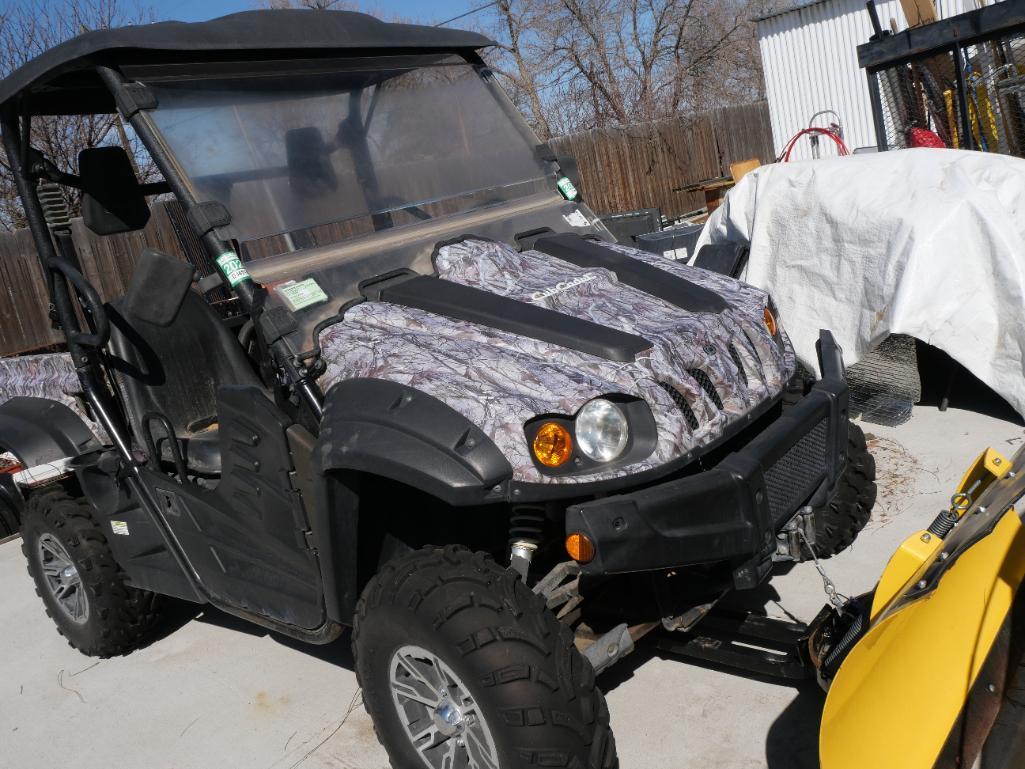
left=106, top=289, right=262, bottom=476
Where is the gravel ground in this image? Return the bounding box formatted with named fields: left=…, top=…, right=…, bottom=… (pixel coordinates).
left=2, top=404, right=1022, bottom=769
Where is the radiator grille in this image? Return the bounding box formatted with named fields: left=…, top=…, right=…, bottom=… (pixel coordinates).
left=727, top=343, right=748, bottom=386
left=686, top=368, right=724, bottom=410
left=763, top=418, right=829, bottom=524
left=657, top=381, right=699, bottom=431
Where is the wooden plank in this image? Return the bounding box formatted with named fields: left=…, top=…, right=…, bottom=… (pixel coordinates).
left=900, top=0, right=937, bottom=29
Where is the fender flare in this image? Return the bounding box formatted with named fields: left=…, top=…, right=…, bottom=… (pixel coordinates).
left=314, top=378, right=513, bottom=505
left=0, top=396, right=100, bottom=469
left=313, top=378, right=513, bottom=622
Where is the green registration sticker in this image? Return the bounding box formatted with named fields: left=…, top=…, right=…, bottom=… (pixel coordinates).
left=557, top=176, right=579, bottom=201
left=275, top=278, right=328, bottom=311
left=215, top=252, right=251, bottom=288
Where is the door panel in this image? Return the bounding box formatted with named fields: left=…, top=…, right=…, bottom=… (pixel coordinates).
left=143, top=386, right=324, bottom=629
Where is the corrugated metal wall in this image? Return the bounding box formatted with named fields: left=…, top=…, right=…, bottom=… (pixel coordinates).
left=757, top=0, right=979, bottom=160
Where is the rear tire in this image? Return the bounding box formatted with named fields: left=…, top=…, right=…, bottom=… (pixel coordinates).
left=21, top=485, right=160, bottom=657
left=354, top=545, right=618, bottom=769
left=0, top=498, right=18, bottom=538
left=812, top=421, right=877, bottom=557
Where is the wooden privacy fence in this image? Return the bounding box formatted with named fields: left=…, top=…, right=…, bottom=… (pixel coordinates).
left=549, top=101, right=775, bottom=220
left=0, top=201, right=213, bottom=357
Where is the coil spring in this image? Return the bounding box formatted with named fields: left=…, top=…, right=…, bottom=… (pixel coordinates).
left=927, top=509, right=959, bottom=538
left=509, top=506, right=545, bottom=547
left=823, top=609, right=865, bottom=674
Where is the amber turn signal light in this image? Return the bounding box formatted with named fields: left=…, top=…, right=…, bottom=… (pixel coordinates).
left=533, top=422, right=573, bottom=467
left=763, top=306, right=778, bottom=337
left=565, top=532, right=595, bottom=563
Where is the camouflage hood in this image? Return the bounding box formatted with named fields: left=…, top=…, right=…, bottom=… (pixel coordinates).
left=318, top=238, right=796, bottom=485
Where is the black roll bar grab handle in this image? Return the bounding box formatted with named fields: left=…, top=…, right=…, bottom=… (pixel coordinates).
left=142, top=411, right=188, bottom=483
left=46, top=257, right=110, bottom=349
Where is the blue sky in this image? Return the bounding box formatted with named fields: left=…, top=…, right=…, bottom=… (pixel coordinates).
left=0, top=0, right=481, bottom=25
left=151, top=0, right=476, bottom=25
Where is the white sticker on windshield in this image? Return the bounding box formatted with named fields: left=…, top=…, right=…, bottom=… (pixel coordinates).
left=110, top=520, right=130, bottom=536
left=275, top=278, right=328, bottom=312
left=563, top=209, right=590, bottom=228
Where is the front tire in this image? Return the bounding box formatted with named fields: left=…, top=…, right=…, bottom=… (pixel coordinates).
left=812, top=421, right=877, bottom=557
left=21, top=485, right=160, bottom=657
left=354, top=545, right=617, bottom=769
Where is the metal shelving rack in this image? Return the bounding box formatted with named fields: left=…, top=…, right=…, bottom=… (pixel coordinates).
left=859, top=0, right=1025, bottom=154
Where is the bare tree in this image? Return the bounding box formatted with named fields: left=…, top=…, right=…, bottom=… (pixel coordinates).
left=259, top=0, right=417, bottom=23
left=259, top=0, right=771, bottom=139
left=481, top=0, right=771, bottom=137
left=0, top=0, right=155, bottom=231
left=488, top=0, right=558, bottom=138
left=265, top=0, right=359, bottom=9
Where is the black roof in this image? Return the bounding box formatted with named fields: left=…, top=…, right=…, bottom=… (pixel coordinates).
left=0, top=10, right=494, bottom=114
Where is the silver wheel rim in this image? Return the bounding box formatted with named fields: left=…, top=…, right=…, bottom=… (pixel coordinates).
left=37, top=533, right=89, bottom=624
left=389, top=644, right=500, bottom=769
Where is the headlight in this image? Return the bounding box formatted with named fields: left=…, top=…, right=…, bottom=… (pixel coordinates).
left=576, top=398, right=629, bottom=462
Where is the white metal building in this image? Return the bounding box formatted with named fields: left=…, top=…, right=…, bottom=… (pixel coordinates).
left=756, top=0, right=982, bottom=160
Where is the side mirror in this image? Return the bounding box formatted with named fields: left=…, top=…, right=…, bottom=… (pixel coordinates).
left=79, top=146, right=151, bottom=235
left=285, top=127, right=337, bottom=198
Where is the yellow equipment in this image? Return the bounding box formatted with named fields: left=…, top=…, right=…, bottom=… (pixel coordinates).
left=816, top=446, right=1025, bottom=769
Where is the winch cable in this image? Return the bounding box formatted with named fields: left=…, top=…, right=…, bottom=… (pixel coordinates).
left=797, top=528, right=849, bottom=611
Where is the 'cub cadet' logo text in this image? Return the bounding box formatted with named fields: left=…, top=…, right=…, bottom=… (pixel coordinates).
left=530, top=273, right=599, bottom=302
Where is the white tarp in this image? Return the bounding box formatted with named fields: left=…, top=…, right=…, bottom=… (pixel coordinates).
left=696, top=148, right=1025, bottom=419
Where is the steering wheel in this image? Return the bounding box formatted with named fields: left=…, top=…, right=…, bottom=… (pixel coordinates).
left=47, top=258, right=110, bottom=348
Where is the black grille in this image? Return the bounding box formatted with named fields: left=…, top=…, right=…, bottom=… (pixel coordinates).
left=658, top=381, right=699, bottom=431
left=686, top=368, right=724, bottom=410
left=763, top=418, right=829, bottom=524
left=727, top=343, right=748, bottom=386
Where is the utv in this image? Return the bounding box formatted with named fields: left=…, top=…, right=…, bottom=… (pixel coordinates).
left=0, top=11, right=874, bottom=768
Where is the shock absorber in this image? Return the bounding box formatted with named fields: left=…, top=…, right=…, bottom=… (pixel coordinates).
left=508, top=506, right=545, bottom=581
left=37, top=182, right=71, bottom=229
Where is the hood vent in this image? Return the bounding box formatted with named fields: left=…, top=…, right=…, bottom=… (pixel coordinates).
left=657, top=381, right=699, bottom=431
left=686, top=368, right=724, bottom=410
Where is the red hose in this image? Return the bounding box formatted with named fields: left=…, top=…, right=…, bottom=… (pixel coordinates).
left=777, top=127, right=850, bottom=162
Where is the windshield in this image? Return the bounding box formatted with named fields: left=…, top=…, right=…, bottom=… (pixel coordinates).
left=143, top=56, right=552, bottom=258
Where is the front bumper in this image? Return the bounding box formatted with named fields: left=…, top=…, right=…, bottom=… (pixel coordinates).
left=566, top=331, right=849, bottom=584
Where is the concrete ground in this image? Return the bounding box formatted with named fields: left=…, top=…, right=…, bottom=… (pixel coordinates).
left=2, top=404, right=1023, bottom=769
